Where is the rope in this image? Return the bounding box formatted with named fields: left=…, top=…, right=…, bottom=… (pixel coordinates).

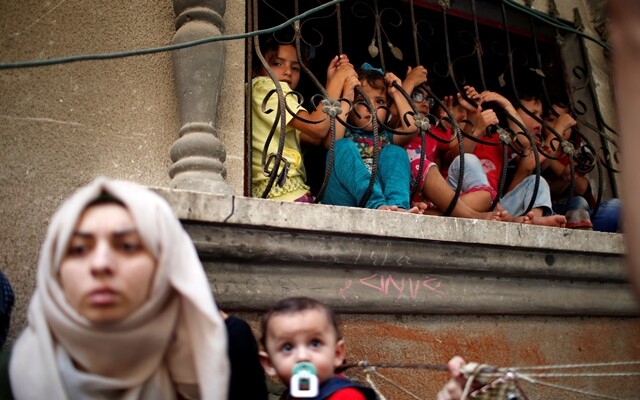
left=502, top=0, right=612, bottom=50
left=0, top=0, right=346, bottom=70
left=339, top=361, right=448, bottom=372
left=344, top=360, right=640, bottom=400
left=516, top=372, right=640, bottom=378
left=461, top=363, right=493, bottom=400
left=517, top=374, right=625, bottom=400
left=510, top=360, right=640, bottom=371
left=364, top=369, right=389, bottom=400
left=365, top=367, right=423, bottom=400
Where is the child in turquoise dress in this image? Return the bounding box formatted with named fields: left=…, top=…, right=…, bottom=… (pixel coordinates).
left=322, top=63, right=419, bottom=212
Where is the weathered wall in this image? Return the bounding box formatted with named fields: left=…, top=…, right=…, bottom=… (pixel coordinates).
left=0, top=0, right=245, bottom=343
left=1, top=1, right=636, bottom=398
left=237, top=311, right=640, bottom=399
left=158, top=188, right=637, bottom=399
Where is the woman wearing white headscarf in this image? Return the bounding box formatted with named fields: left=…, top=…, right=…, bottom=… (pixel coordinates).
left=9, top=177, right=229, bottom=399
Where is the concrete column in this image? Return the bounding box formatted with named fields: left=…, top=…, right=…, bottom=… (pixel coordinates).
left=169, top=0, right=234, bottom=194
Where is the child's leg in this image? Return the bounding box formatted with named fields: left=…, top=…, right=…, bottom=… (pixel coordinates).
left=377, top=144, right=412, bottom=209
left=423, top=165, right=501, bottom=220
left=447, top=154, right=494, bottom=212
left=500, top=175, right=566, bottom=227
left=591, top=198, right=621, bottom=232
left=500, top=175, right=552, bottom=216
left=322, top=139, right=387, bottom=209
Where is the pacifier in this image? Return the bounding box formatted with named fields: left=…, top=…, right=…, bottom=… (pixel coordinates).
left=290, top=361, right=319, bottom=398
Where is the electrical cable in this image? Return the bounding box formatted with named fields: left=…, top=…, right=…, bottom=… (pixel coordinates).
left=0, top=0, right=345, bottom=70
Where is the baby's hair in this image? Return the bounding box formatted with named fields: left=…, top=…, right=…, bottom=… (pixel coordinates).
left=260, top=296, right=341, bottom=349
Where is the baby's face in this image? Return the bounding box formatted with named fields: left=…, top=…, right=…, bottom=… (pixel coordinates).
left=350, top=80, right=388, bottom=131
left=262, top=308, right=344, bottom=386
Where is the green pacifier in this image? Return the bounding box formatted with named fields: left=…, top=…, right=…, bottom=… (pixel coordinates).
left=290, top=362, right=319, bottom=398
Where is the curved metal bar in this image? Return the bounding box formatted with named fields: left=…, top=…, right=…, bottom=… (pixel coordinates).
left=373, top=0, right=386, bottom=71
left=315, top=98, right=354, bottom=203
left=558, top=45, right=612, bottom=212
left=354, top=85, right=381, bottom=208
left=569, top=40, right=620, bottom=200
left=525, top=6, right=577, bottom=207
left=409, top=0, right=420, bottom=65
left=470, top=0, right=487, bottom=92
left=253, top=0, right=289, bottom=198
left=444, top=126, right=466, bottom=216
left=255, top=0, right=346, bottom=199
left=336, top=2, right=343, bottom=54
left=424, top=86, right=467, bottom=215
left=499, top=0, right=544, bottom=215
left=442, top=2, right=506, bottom=149
left=390, top=81, right=433, bottom=202
left=441, top=6, right=471, bottom=104
left=292, top=0, right=341, bottom=49
left=572, top=131, right=604, bottom=219
left=317, top=1, right=347, bottom=203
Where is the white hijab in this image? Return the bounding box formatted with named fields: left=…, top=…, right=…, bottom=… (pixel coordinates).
left=10, top=177, right=229, bottom=399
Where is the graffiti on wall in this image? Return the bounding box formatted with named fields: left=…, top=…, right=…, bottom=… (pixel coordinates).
left=339, top=273, right=445, bottom=302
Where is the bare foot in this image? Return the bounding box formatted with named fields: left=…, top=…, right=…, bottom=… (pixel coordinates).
left=493, top=209, right=510, bottom=221
left=411, top=201, right=428, bottom=214
left=525, top=212, right=567, bottom=227
left=378, top=205, right=421, bottom=214
left=498, top=212, right=520, bottom=223
left=521, top=212, right=567, bottom=227
left=474, top=209, right=506, bottom=221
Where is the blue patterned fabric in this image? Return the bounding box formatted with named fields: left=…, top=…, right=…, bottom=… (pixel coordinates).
left=322, top=139, right=411, bottom=210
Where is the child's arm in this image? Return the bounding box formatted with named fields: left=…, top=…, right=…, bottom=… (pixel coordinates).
left=541, top=113, right=577, bottom=177
left=444, top=108, right=499, bottom=164
left=479, top=90, right=522, bottom=132
left=474, top=90, right=539, bottom=192
left=444, top=86, right=497, bottom=163
left=456, top=86, right=482, bottom=130
left=388, top=65, right=428, bottom=128
left=326, top=54, right=351, bottom=84
left=291, top=62, right=356, bottom=144
left=402, top=65, right=428, bottom=94
left=387, top=72, right=418, bottom=146
left=323, top=71, right=359, bottom=148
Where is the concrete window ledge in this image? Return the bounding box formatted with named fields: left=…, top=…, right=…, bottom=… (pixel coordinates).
left=154, top=187, right=635, bottom=317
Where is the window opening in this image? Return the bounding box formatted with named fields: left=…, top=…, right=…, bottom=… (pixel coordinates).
left=246, top=0, right=617, bottom=220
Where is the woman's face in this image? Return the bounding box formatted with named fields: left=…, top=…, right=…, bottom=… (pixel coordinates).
left=59, top=203, right=157, bottom=324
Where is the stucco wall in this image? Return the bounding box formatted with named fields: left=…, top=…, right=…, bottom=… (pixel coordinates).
left=0, top=0, right=245, bottom=343
left=218, top=0, right=246, bottom=195
left=237, top=312, right=640, bottom=399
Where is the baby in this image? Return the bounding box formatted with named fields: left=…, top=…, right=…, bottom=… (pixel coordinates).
left=259, top=297, right=376, bottom=400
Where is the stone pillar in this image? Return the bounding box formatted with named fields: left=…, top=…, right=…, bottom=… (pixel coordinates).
left=169, top=0, right=234, bottom=195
